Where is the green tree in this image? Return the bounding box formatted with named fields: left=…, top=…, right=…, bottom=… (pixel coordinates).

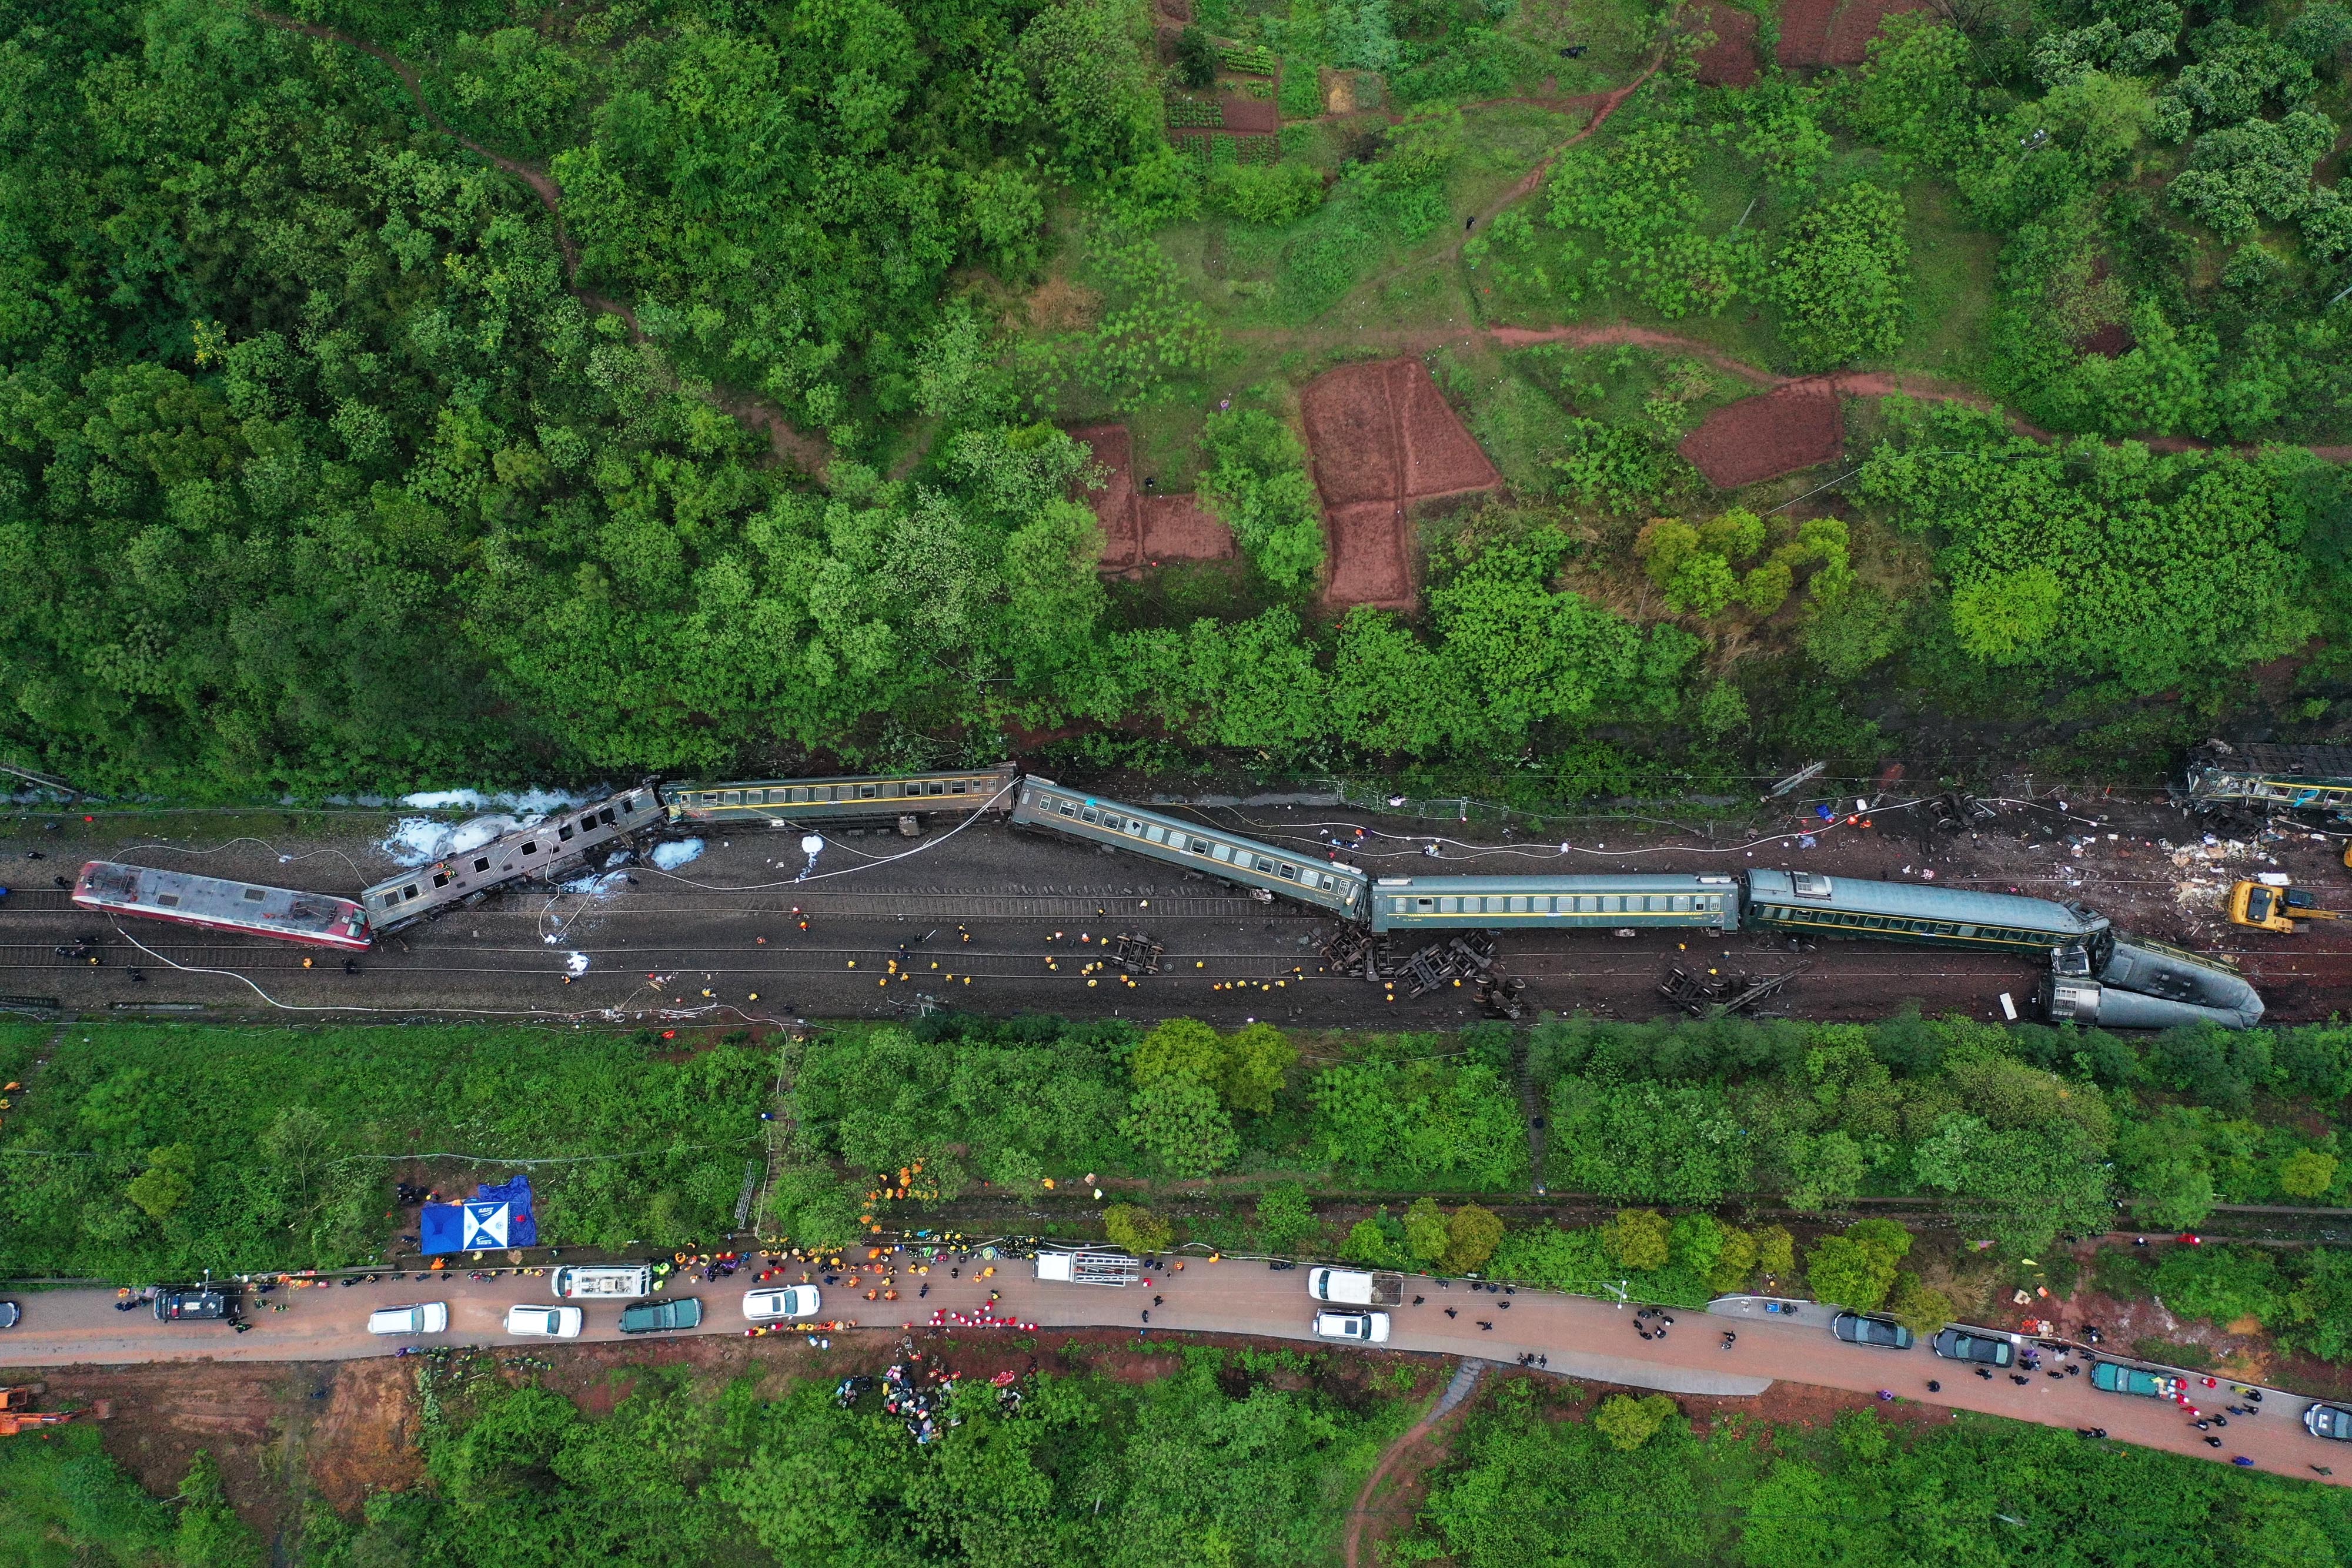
left=1122, top=1074, right=1240, bottom=1176
left=125, top=1144, right=198, bottom=1223
left=1444, top=1205, right=1505, bottom=1273
left=1708, top=1228, right=1761, bottom=1293
left=1803, top=1221, right=1913, bottom=1312
left=1175, top=25, right=1218, bottom=88
left=2281, top=1149, right=2340, bottom=1200
left=1601, top=1208, right=1672, bottom=1272
left=1403, top=1196, right=1452, bottom=1265
left=1754, top=1225, right=1796, bottom=1281
left=1591, top=1393, right=1678, bottom=1451
left=1887, top=1271, right=1955, bottom=1336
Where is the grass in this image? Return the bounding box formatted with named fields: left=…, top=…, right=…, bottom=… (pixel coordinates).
left=1879, top=175, right=1998, bottom=382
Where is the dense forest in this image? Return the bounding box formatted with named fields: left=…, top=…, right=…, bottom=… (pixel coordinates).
left=1, top=0, right=2347, bottom=800
left=12, top=1355, right=2350, bottom=1566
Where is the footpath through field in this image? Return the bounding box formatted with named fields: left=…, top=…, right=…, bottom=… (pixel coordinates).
left=5, top=1263, right=2343, bottom=1485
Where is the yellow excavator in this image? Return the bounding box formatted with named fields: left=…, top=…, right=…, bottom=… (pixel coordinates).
left=2229, top=880, right=2346, bottom=932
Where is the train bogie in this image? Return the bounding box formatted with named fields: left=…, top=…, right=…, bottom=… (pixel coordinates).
left=359, top=784, right=665, bottom=934
left=1369, top=875, right=1739, bottom=934
left=667, top=764, right=1016, bottom=827
left=1009, top=777, right=1368, bottom=918
left=73, top=861, right=372, bottom=950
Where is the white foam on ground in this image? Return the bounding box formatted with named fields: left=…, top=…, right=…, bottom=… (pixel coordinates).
left=399, top=787, right=586, bottom=812
left=565, top=951, right=590, bottom=975
left=377, top=813, right=527, bottom=867
left=558, top=871, right=631, bottom=898
left=650, top=839, right=704, bottom=871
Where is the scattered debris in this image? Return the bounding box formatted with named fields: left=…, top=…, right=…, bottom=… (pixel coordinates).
left=1657, top=962, right=1808, bottom=1017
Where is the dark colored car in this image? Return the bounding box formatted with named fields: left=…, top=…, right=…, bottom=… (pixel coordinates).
left=1932, top=1328, right=2015, bottom=1367
left=2306, top=1403, right=2352, bottom=1440
left=0, top=1300, right=19, bottom=1329
left=153, top=1289, right=232, bottom=1323
left=1832, top=1311, right=1915, bottom=1350
left=617, top=1296, right=703, bottom=1335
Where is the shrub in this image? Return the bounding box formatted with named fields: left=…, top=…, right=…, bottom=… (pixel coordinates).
left=1256, top=1182, right=1321, bottom=1253
left=1207, top=161, right=1325, bottom=224
left=1105, top=1202, right=1175, bottom=1253
left=1803, top=1220, right=1913, bottom=1312
left=1197, top=407, right=1327, bottom=590
left=1887, top=1271, right=1955, bottom=1335
left=1769, top=182, right=1910, bottom=369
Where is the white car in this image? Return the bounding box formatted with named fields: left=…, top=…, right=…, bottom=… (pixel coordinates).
left=505, top=1305, right=584, bottom=1339
left=742, top=1285, right=822, bottom=1322
left=366, top=1303, right=449, bottom=1336
left=1313, top=1309, right=1390, bottom=1344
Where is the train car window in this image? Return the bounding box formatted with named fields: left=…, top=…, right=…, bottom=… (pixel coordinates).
left=243, top=887, right=266, bottom=902
left=1058, top=801, right=1077, bottom=817
left=1188, top=837, right=1211, bottom=854
left=433, top=872, right=451, bottom=890
left=1279, top=865, right=1298, bottom=881
left=928, top=783, right=945, bottom=795
left=600, top=808, right=617, bottom=825
left=1130, top=821, right=1148, bottom=837
left=559, top=824, right=575, bottom=841
left=1417, top=897, right=1435, bottom=910
left=156, top=892, right=180, bottom=907
left=858, top=785, right=878, bottom=799
left=521, top=841, right=538, bottom=856
left=402, top=885, right=420, bottom=901
left=1932, top=922, right=1956, bottom=935
left=1080, top=808, right=1100, bottom=824
left=470, top=857, right=489, bottom=873
left=950, top=783, right=967, bottom=794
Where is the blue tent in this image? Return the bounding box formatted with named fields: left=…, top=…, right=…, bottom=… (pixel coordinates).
left=419, top=1175, right=539, bottom=1253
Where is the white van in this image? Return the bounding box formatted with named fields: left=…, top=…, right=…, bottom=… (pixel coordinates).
left=1307, top=1268, right=1404, bottom=1306
left=505, top=1305, right=584, bottom=1339
left=742, top=1285, right=821, bottom=1322
left=366, top=1302, right=449, bottom=1336
left=552, top=1265, right=652, bottom=1301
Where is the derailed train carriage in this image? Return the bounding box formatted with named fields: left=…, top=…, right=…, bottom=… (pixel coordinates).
left=1010, top=776, right=2265, bottom=1029
left=2184, top=742, right=2352, bottom=825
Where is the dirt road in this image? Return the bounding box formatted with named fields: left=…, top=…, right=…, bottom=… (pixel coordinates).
left=4, top=1262, right=2344, bottom=1485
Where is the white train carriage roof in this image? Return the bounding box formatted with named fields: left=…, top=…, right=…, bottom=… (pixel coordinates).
left=1014, top=777, right=1367, bottom=913
left=74, top=861, right=372, bottom=948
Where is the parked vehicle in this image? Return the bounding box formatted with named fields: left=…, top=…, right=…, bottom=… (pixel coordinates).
left=0, top=1301, right=18, bottom=1330
left=1931, top=1328, right=2014, bottom=1367
left=552, top=1265, right=652, bottom=1301
left=618, top=1296, right=704, bottom=1335
left=2304, top=1403, right=2352, bottom=1440
left=2090, top=1362, right=2183, bottom=1398
left=505, top=1305, right=584, bottom=1339
left=366, top=1303, right=449, bottom=1336
left=1312, top=1310, right=1390, bottom=1344
left=1034, top=1251, right=1140, bottom=1286
left=1831, top=1311, right=1914, bottom=1350
left=1307, top=1268, right=1405, bottom=1307
left=743, top=1286, right=822, bottom=1322
left=153, top=1289, right=233, bottom=1322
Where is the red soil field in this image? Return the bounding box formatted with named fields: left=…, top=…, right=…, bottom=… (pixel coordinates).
left=1220, top=96, right=1279, bottom=133
left=1690, top=1, right=1762, bottom=86
left=1676, top=380, right=1846, bottom=489
left=1825, top=0, right=1932, bottom=63
left=1779, top=0, right=1927, bottom=67
left=1301, top=358, right=1502, bottom=610
left=1064, top=422, right=1235, bottom=574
